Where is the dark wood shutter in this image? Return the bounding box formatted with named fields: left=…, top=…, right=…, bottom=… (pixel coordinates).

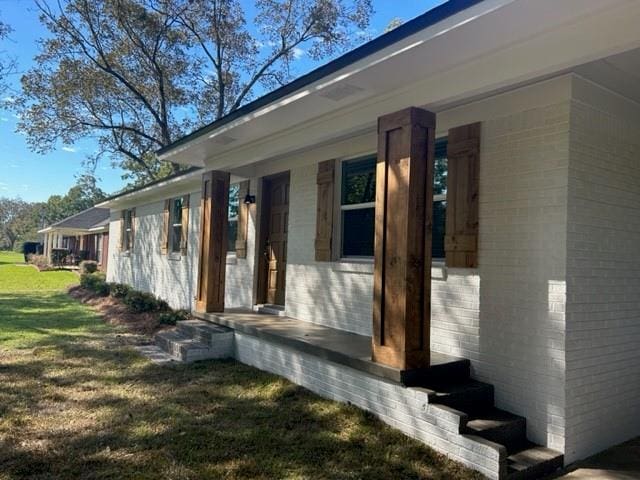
left=445, top=122, right=480, bottom=268
left=161, top=200, right=170, bottom=254
left=180, top=195, right=190, bottom=255
left=235, top=181, right=250, bottom=258
left=315, top=159, right=335, bottom=262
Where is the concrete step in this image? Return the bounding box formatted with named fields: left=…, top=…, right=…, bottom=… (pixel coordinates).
left=425, top=380, right=495, bottom=415
left=464, top=408, right=527, bottom=453
left=507, top=444, right=564, bottom=480
left=155, top=325, right=234, bottom=363
left=176, top=319, right=231, bottom=345
left=255, top=304, right=286, bottom=316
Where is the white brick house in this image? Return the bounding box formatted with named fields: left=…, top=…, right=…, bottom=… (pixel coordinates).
left=98, top=1, right=640, bottom=478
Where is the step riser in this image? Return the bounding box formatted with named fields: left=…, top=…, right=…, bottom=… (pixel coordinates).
left=155, top=327, right=234, bottom=363
left=432, top=385, right=494, bottom=415
left=507, top=455, right=564, bottom=480
left=176, top=324, right=212, bottom=344
left=467, top=419, right=527, bottom=453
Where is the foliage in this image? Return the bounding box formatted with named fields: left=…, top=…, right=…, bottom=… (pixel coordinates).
left=27, top=254, right=51, bottom=271
left=79, top=260, right=98, bottom=274
left=109, top=282, right=131, bottom=299
left=41, top=174, right=106, bottom=225
left=15, top=0, right=372, bottom=185
left=0, top=198, right=38, bottom=250
left=80, top=271, right=110, bottom=296
left=158, top=308, right=189, bottom=325
left=0, top=15, right=16, bottom=95
left=51, top=248, right=70, bottom=267
left=123, top=289, right=162, bottom=313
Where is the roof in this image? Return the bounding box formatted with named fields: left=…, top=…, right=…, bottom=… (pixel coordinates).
left=156, top=0, right=484, bottom=157
left=39, top=207, right=110, bottom=233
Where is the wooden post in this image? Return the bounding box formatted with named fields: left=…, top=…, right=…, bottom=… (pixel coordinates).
left=196, top=171, right=230, bottom=313
left=372, top=107, right=436, bottom=370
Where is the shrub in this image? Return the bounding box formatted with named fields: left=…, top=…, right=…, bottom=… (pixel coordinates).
left=80, top=272, right=110, bottom=296
left=51, top=248, right=69, bottom=267
left=79, top=260, right=98, bottom=274
left=109, top=282, right=131, bottom=299
left=158, top=309, right=190, bottom=326
left=123, top=290, right=160, bottom=313
left=27, top=254, right=50, bottom=271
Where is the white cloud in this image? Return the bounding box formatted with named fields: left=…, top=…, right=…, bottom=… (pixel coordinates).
left=0, top=117, right=8, bottom=122
left=62, top=146, right=77, bottom=153
left=292, top=47, right=306, bottom=60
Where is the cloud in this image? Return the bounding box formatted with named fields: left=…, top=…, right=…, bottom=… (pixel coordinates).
left=0, top=117, right=8, bottom=122
left=62, top=146, right=77, bottom=153
left=292, top=47, right=306, bottom=60
left=9, top=163, right=19, bottom=168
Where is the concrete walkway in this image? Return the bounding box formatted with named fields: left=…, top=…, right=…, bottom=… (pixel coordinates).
left=554, top=437, right=640, bottom=479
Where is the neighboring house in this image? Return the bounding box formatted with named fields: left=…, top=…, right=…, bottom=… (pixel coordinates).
left=39, top=207, right=110, bottom=269
left=97, top=1, right=640, bottom=478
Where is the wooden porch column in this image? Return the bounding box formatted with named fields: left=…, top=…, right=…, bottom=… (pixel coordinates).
left=372, top=107, right=436, bottom=370
left=196, top=170, right=230, bottom=313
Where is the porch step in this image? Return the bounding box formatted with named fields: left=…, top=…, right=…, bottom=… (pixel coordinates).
left=255, top=304, right=286, bottom=316
left=154, top=322, right=233, bottom=362
left=506, top=444, right=564, bottom=480
left=424, top=379, right=562, bottom=479
left=464, top=408, right=527, bottom=453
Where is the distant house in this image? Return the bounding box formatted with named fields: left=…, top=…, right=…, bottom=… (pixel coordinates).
left=38, top=207, right=110, bottom=269
left=96, top=1, right=640, bottom=478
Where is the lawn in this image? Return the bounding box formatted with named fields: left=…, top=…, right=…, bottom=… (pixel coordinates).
left=0, top=251, right=482, bottom=480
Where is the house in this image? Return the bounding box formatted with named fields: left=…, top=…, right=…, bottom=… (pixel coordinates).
left=97, top=0, right=640, bottom=478
left=39, top=207, right=110, bottom=269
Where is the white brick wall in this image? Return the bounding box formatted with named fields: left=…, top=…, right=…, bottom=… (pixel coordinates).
left=283, top=98, right=572, bottom=453
left=564, top=77, right=640, bottom=463
left=106, top=188, right=254, bottom=311
left=234, top=332, right=506, bottom=480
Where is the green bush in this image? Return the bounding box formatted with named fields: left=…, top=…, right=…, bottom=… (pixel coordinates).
left=123, top=290, right=160, bottom=313
left=79, top=260, right=98, bottom=274
left=27, top=254, right=50, bottom=271
left=109, top=282, right=131, bottom=299
left=158, top=309, right=190, bottom=326
left=80, top=272, right=110, bottom=296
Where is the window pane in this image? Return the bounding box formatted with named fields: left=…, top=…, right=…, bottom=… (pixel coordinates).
left=227, top=219, right=237, bottom=252
left=229, top=184, right=239, bottom=219
left=171, top=225, right=182, bottom=252
left=172, top=198, right=183, bottom=225
left=432, top=200, right=446, bottom=259
left=434, top=138, right=448, bottom=195
left=342, top=157, right=376, bottom=205
left=342, top=207, right=375, bottom=257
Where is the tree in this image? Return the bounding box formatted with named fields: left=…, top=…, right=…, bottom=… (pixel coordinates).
left=0, top=198, right=35, bottom=250
left=384, top=17, right=403, bottom=33
left=0, top=15, right=17, bottom=94
left=42, top=174, right=106, bottom=224
left=15, top=0, right=372, bottom=185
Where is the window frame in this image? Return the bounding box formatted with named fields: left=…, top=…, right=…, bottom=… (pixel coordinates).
left=333, top=137, right=448, bottom=263
left=168, top=197, right=183, bottom=254
left=123, top=209, right=133, bottom=252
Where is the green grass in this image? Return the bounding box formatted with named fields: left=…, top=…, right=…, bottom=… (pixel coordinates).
left=0, top=250, right=25, bottom=265
left=0, top=250, right=78, bottom=293
left=0, top=252, right=483, bottom=480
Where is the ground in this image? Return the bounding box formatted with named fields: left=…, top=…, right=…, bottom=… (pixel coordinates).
left=0, top=250, right=482, bottom=480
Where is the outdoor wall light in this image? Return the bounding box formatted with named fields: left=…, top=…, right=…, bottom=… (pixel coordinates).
left=244, top=194, right=256, bottom=205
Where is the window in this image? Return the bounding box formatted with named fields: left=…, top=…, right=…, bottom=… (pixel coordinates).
left=227, top=184, right=239, bottom=253
left=338, top=138, right=448, bottom=259
left=168, top=197, right=183, bottom=253
left=123, top=209, right=133, bottom=251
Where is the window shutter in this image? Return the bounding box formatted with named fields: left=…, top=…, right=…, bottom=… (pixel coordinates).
left=445, top=122, right=480, bottom=268
left=130, top=208, right=136, bottom=252
left=161, top=200, right=170, bottom=255
left=315, top=159, right=335, bottom=262
left=235, top=181, right=250, bottom=258
left=119, top=210, right=125, bottom=251
left=180, top=195, right=190, bottom=255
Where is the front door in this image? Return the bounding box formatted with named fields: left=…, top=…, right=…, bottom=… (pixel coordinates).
left=263, top=174, right=289, bottom=306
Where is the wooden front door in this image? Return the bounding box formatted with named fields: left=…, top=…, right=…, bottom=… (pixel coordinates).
left=262, top=174, right=289, bottom=306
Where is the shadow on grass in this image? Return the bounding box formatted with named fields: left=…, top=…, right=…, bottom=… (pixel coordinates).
left=0, top=348, right=481, bottom=479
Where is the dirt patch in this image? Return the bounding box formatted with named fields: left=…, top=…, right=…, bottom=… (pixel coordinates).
left=68, top=286, right=168, bottom=336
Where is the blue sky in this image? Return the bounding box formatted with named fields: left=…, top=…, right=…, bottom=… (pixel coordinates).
left=0, top=0, right=444, bottom=202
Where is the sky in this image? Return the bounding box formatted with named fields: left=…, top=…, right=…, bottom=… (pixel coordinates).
left=0, top=0, right=445, bottom=202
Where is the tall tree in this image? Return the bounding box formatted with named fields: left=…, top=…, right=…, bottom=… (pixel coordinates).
left=42, top=174, right=107, bottom=224
left=0, top=15, right=17, bottom=94
left=15, top=0, right=372, bottom=185
left=0, top=198, right=34, bottom=250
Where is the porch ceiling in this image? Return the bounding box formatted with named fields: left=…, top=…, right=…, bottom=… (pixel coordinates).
left=158, top=0, right=640, bottom=172
left=576, top=47, right=640, bottom=105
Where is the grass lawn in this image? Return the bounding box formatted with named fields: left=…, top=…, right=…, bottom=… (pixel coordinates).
left=0, top=251, right=482, bottom=480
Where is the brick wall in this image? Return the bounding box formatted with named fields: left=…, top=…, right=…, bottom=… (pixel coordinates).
left=564, top=77, right=640, bottom=462
left=106, top=189, right=254, bottom=311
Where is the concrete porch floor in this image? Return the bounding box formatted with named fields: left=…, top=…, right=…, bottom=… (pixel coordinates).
left=193, top=309, right=469, bottom=387
left=553, top=437, right=640, bottom=480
